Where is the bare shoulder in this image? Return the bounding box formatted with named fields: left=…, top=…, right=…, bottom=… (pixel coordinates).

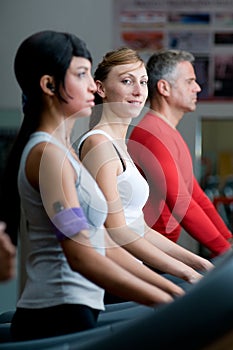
left=84, top=132, right=110, bottom=148
left=81, top=132, right=113, bottom=159
left=26, top=141, right=71, bottom=190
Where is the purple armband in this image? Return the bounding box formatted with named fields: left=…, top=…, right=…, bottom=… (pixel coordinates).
left=51, top=207, right=89, bottom=241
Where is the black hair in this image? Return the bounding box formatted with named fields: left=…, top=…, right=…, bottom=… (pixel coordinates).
left=0, top=30, right=92, bottom=244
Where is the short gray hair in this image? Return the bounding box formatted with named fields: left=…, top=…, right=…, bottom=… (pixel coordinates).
left=146, top=49, right=195, bottom=100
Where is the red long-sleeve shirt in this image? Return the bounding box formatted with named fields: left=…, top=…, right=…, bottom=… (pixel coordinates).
left=128, top=112, right=232, bottom=256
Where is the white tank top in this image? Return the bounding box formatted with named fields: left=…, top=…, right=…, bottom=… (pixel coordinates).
left=78, top=129, right=149, bottom=236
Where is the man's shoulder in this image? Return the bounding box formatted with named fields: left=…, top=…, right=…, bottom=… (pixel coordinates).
left=131, top=112, right=168, bottom=138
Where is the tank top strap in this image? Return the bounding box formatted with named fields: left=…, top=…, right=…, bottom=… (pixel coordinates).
left=78, top=129, right=126, bottom=171
left=22, top=131, right=81, bottom=176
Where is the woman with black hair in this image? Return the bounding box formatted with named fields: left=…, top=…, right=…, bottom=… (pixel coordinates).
left=2, top=30, right=182, bottom=341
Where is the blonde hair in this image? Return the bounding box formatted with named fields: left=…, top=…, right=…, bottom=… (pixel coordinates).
left=90, top=47, right=144, bottom=128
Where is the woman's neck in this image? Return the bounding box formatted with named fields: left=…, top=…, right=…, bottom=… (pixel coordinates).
left=94, top=121, right=128, bottom=142
left=38, top=112, right=75, bottom=147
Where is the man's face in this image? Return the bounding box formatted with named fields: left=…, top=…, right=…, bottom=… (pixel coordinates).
left=168, top=61, right=201, bottom=113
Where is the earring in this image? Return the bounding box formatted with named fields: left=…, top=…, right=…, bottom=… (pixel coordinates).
left=47, top=82, right=55, bottom=92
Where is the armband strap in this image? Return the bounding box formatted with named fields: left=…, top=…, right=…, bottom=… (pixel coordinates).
left=51, top=207, right=89, bottom=241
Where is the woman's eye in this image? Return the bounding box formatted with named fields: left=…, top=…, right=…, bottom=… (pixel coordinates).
left=122, top=79, right=132, bottom=85
left=77, top=71, right=86, bottom=78
left=141, top=80, right=148, bottom=86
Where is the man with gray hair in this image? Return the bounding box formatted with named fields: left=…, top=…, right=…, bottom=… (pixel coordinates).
left=128, top=49, right=232, bottom=258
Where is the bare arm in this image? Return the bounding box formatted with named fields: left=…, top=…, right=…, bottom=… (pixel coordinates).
left=0, top=222, right=16, bottom=281
left=106, top=223, right=203, bottom=283
left=144, top=223, right=213, bottom=272
left=62, top=234, right=173, bottom=307
left=37, top=143, right=173, bottom=307
left=105, top=233, right=184, bottom=297
left=80, top=135, right=205, bottom=284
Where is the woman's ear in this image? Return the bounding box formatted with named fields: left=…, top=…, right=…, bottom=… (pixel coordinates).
left=40, top=75, right=55, bottom=95
left=157, top=79, right=171, bottom=97
left=95, top=80, right=106, bottom=98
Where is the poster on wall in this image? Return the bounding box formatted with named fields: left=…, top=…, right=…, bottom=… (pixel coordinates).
left=113, top=0, right=233, bottom=100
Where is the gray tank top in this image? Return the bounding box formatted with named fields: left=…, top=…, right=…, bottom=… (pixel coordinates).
left=17, top=132, right=107, bottom=310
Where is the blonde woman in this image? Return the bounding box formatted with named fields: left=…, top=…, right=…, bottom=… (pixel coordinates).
left=78, top=48, right=213, bottom=303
